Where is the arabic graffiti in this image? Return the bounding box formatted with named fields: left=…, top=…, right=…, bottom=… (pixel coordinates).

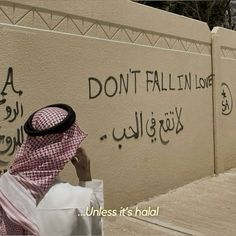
left=0, top=126, right=24, bottom=155
left=3, top=101, right=24, bottom=122
left=0, top=168, right=8, bottom=175
left=100, top=106, right=184, bottom=149
left=0, top=67, right=25, bottom=172
left=221, top=82, right=233, bottom=116
left=88, top=69, right=214, bottom=99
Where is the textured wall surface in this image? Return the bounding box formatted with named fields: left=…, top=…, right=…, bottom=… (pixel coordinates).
left=0, top=0, right=215, bottom=208
left=212, top=27, right=236, bottom=173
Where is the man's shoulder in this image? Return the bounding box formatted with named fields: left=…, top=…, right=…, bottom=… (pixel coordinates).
left=37, top=182, right=93, bottom=210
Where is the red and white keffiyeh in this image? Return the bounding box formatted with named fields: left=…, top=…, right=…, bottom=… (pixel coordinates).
left=0, top=106, right=87, bottom=235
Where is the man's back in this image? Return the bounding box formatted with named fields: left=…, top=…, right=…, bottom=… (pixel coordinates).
left=37, top=180, right=103, bottom=236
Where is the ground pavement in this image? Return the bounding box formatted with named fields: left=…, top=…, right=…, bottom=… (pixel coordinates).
left=103, top=168, right=236, bottom=236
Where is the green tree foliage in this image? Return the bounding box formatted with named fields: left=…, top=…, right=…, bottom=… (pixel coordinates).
left=135, top=0, right=236, bottom=30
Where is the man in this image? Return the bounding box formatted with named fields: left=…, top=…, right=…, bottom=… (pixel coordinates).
left=0, top=104, right=103, bottom=235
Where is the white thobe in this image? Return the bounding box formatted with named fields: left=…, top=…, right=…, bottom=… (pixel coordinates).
left=36, top=179, right=103, bottom=236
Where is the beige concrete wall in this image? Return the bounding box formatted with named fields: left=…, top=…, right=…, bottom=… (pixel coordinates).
left=0, top=0, right=214, bottom=208
left=212, top=27, right=236, bottom=173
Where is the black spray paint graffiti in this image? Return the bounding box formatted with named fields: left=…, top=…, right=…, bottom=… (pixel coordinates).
left=0, top=67, right=24, bottom=172
left=146, top=72, right=213, bottom=92
left=88, top=69, right=214, bottom=99
left=221, top=82, right=233, bottom=116
left=1, top=68, right=23, bottom=97
left=89, top=69, right=140, bottom=99
left=0, top=126, right=24, bottom=156
left=100, top=107, right=184, bottom=149
left=3, top=101, right=24, bottom=122
left=0, top=167, right=8, bottom=175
